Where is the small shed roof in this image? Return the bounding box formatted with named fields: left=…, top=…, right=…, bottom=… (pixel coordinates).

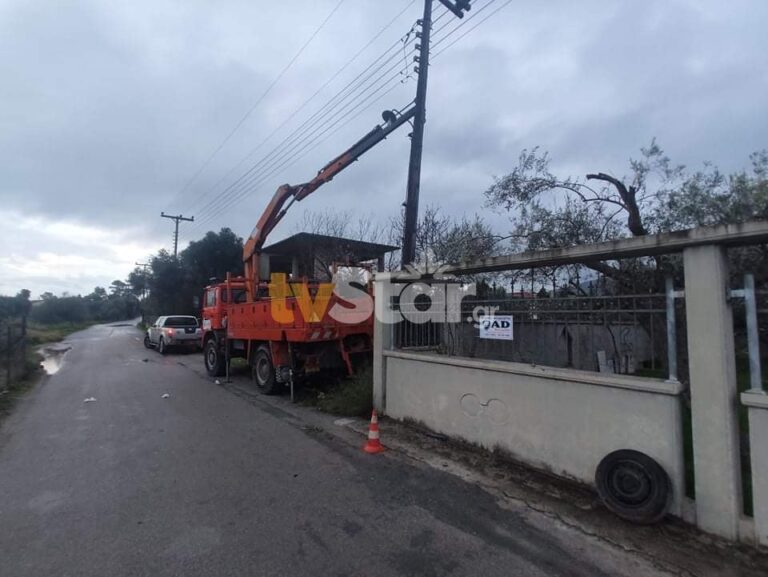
left=262, top=232, right=398, bottom=261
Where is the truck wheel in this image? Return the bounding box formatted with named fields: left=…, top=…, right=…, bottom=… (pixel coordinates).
left=595, top=449, right=671, bottom=524
left=204, top=339, right=226, bottom=377
left=158, top=337, right=167, bottom=355
left=143, top=334, right=153, bottom=349
left=252, top=346, right=278, bottom=395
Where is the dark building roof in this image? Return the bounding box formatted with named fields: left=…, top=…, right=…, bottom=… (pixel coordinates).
left=262, top=232, right=398, bottom=261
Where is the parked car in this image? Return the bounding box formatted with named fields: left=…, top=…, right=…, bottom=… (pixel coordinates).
left=144, top=315, right=202, bottom=354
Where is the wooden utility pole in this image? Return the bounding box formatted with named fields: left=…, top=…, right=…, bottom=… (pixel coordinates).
left=401, top=0, right=471, bottom=267
left=160, top=212, right=194, bottom=258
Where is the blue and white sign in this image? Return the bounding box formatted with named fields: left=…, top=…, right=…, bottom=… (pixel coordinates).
left=479, top=315, right=513, bottom=340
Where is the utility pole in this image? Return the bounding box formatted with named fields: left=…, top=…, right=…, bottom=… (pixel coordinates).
left=134, top=261, right=150, bottom=301
left=134, top=261, right=150, bottom=325
left=401, top=0, right=471, bottom=268
left=160, top=212, right=194, bottom=258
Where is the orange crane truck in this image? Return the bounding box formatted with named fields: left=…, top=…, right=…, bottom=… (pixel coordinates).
left=200, top=106, right=415, bottom=397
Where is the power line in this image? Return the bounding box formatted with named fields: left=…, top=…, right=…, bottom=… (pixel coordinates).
left=186, top=0, right=482, bottom=239
left=188, top=72, right=415, bottom=234
left=187, top=35, right=418, bottom=226
left=187, top=71, right=414, bottom=235
left=182, top=1, right=418, bottom=219
left=167, top=0, right=347, bottom=210
left=186, top=34, right=413, bottom=225
left=184, top=0, right=513, bottom=242
left=192, top=49, right=415, bottom=223
left=432, top=0, right=512, bottom=57
left=191, top=31, right=417, bottom=221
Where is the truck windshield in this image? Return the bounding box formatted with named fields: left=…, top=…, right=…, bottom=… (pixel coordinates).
left=221, top=289, right=247, bottom=303
left=165, top=316, right=198, bottom=327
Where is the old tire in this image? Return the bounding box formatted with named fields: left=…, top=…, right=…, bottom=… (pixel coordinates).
left=158, top=337, right=167, bottom=355
left=143, top=334, right=153, bottom=349
left=595, top=450, right=671, bottom=524
left=204, top=339, right=226, bottom=377
left=252, top=346, right=278, bottom=395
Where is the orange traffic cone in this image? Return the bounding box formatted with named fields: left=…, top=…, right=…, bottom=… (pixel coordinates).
left=363, top=409, right=385, bottom=454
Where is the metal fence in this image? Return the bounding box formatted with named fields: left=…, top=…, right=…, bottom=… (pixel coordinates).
left=0, top=318, right=28, bottom=392
left=390, top=274, right=768, bottom=385
left=391, top=280, right=687, bottom=380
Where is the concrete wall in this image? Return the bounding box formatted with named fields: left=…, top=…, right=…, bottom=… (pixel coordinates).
left=742, top=391, right=768, bottom=546
left=380, top=350, right=687, bottom=516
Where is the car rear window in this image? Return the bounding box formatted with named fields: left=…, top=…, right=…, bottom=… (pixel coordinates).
left=165, top=316, right=198, bottom=327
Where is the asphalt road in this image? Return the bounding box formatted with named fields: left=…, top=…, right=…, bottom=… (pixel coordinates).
left=0, top=323, right=672, bottom=577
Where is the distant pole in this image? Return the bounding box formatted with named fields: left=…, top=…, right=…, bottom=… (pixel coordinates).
left=135, top=262, right=150, bottom=301
left=401, top=0, right=471, bottom=268
left=160, top=212, right=194, bottom=258
left=135, top=261, right=150, bottom=324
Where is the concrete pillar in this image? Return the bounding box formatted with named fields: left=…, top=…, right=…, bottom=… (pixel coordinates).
left=683, top=244, right=742, bottom=539
left=742, top=391, right=768, bottom=546
left=373, top=276, right=396, bottom=413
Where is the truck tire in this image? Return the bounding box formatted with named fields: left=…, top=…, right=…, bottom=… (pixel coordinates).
left=595, top=449, right=671, bottom=524
left=252, top=346, right=279, bottom=395
left=158, top=337, right=167, bottom=355
left=204, top=338, right=226, bottom=377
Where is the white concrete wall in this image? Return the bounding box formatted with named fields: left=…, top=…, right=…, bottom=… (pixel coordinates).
left=742, top=391, right=768, bottom=546
left=381, top=350, right=687, bottom=516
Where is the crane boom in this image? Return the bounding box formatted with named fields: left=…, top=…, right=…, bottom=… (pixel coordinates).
left=242, top=105, right=416, bottom=287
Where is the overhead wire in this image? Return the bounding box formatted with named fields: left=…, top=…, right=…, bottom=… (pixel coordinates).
left=167, top=0, right=347, bottom=211
left=182, top=0, right=419, bottom=218
left=185, top=28, right=420, bottom=232
left=192, top=87, right=415, bottom=234
left=189, top=58, right=417, bottom=233
left=187, top=24, right=419, bottom=225
left=188, top=42, right=417, bottom=231
left=432, top=0, right=511, bottom=57
left=185, top=0, right=511, bottom=239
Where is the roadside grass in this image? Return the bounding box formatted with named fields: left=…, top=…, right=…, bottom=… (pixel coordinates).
left=26, top=321, right=93, bottom=346
left=2, top=322, right=92, bottom=420
left=636, top=358, right=764, bottom=517
left=0, top=350, right=43, bottom=417
left=300, top=364, right=374, bottom=417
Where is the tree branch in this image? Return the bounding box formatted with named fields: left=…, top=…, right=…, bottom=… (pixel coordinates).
left=586, top=173, right=648, bottom=236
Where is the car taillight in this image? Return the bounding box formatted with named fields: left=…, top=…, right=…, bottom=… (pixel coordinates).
left=167, top=329, right=175, bottom=336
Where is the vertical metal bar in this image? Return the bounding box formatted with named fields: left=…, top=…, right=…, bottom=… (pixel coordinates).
left=744, top=273, right=764, bottom=392
left=665, top=276, right=679, bottom=383
left=650, top=296, right=656, bottom=371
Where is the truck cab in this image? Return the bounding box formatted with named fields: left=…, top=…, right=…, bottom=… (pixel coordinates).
left=201, top=280, right=247, bottom=334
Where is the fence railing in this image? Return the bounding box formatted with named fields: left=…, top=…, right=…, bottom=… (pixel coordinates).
left=0, top=318, right=28, bottom=392
left=390, top=283, right=686, bottom=379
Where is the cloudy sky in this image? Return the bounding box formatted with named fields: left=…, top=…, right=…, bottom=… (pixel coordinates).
left=1, top=0, right=766, bottom=297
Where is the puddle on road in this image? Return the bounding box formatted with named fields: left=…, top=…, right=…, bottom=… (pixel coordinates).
left=39, top=345, right=71, bottom=375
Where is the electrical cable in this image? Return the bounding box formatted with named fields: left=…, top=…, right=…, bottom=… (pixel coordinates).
left=189, top=70, right=415, bottom=233
left=167, top=0, right=347, bottom=210
left=181, top=0, right=419, bottom=215
left=189, top=30, right=417, bottom=221
left=189, top=37, right=417, bottom=224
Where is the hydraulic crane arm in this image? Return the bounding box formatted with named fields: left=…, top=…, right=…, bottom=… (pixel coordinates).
left=243, top=105, right=415, bottom=284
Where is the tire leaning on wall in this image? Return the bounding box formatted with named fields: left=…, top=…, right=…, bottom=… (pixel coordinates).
left=595, top=449, right=672, bottom=524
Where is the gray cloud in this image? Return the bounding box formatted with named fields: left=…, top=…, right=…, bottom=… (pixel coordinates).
left=1, top=0, right=766, bottom=295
